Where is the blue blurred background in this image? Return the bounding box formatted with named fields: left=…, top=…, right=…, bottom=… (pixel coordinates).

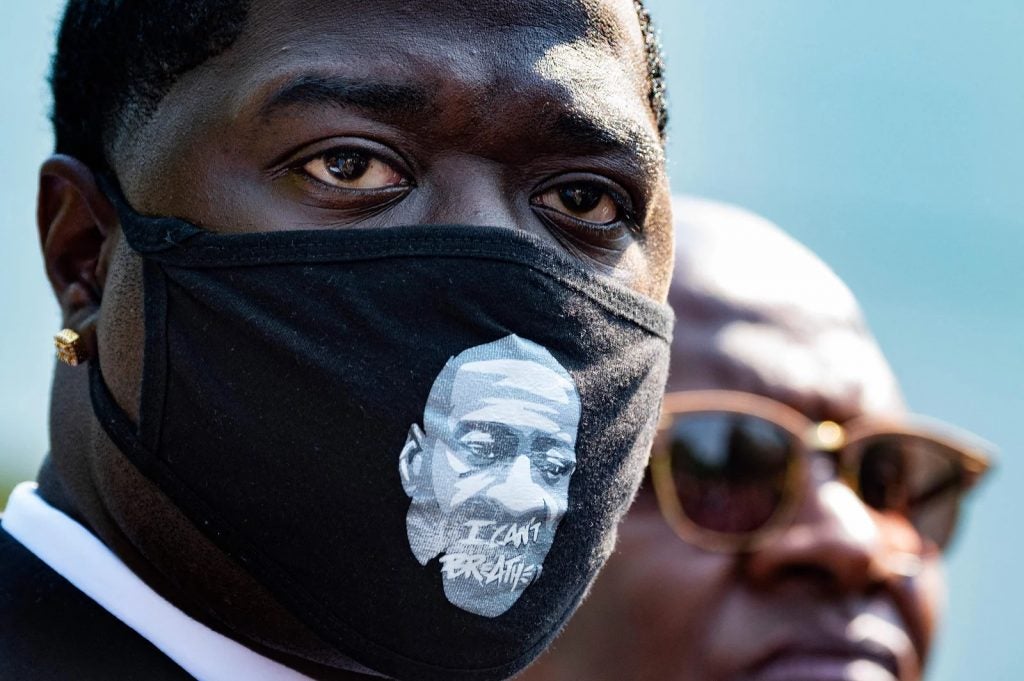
left=1, top=2, right=1020, bottom=679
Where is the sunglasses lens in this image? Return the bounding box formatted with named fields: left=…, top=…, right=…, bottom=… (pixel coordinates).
left=857, top=434, right=965, bottom=547
left=666, top=413, right=795, bottom=534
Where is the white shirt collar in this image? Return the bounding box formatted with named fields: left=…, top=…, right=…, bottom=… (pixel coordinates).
left=2, top=481, right=315, bottom=681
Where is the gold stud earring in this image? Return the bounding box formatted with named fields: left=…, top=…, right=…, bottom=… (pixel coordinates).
left=54, top=328, right=88, bottom=366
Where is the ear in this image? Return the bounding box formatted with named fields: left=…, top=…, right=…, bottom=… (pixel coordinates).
left=37, top=155, right=119, bottom=347
left=398, top=423, right=427, bottom=497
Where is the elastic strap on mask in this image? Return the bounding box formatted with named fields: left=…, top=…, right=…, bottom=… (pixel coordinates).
left=89, top=358, right=161, bottom=483
left=96, top=173, right=202, bottom=255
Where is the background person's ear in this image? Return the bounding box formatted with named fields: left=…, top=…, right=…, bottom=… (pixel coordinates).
left=399, top=423, right=427, bottom=497
left=37, top=155, right=119, bottom=350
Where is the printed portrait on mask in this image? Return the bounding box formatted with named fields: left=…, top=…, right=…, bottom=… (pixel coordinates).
left=399, top=334, right=581, bottom=617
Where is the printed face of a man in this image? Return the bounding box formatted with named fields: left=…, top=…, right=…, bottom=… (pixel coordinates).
left=402, top=336, right=580, bottom=617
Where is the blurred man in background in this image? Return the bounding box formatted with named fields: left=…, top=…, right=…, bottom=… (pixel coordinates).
left=522, top=197, right=992, bottom=681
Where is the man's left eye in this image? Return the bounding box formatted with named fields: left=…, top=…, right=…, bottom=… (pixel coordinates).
left=533, top=182, right=620, bottom=224
left=537, top=452, right=575, bottom=481
left=302, top=149, right=408, bottom=190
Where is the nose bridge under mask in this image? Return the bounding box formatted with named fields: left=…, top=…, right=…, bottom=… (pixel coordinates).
left=89, top=184, right=673, bottom=681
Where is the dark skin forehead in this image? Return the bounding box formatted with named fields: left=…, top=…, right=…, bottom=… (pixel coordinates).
left=110, top=0, right=671, bottom=298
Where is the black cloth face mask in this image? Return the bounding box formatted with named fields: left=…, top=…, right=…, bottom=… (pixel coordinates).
left=90, top=188, right=673, bottom=681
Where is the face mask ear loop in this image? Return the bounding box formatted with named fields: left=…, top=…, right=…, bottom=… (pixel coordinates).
left=94, top=171, right=143, bottom=236
left=82, top=177, right=174, bottom=455
left=94, top=171, right=203, bottom=254
left=88, top=355, right=152, bottom=469
left=95, top=171, right=127, bottom=208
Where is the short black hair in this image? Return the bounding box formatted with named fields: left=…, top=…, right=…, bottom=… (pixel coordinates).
left=50, top=1, right=667, bottom=173
left=633, top=0, right=668, bottom=139
left=50, top=1, right=250, bottom=172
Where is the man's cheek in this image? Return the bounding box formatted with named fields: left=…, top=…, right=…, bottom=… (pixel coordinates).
left=449, top=469, right=498, bottom=507
left=444, top=445, right=481, bottom=474
left=430, top=445, right=476, bottom=505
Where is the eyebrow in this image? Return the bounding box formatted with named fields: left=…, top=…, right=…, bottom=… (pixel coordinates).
left=551, top=110, right=664, bottom=175
left=255, top=74, right=662, bottom=176
left=259, top=75, right=430, bottom=119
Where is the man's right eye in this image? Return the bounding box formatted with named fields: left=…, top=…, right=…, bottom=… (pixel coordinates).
left=459, top=430, right=499, bottom=460
left=302, top=149, right=409, bottom=190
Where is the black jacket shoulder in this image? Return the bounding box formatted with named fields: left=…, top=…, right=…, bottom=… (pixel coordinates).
left=0, top=525, right=194, bottom=680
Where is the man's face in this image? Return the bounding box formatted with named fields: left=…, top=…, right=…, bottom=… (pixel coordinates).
left=557, top=350, right=940, bottom=681
left=410, top=351, right=581, bottom=617
left=57, top=0, right=670, bottom=657
left=431, top=360, right=579, bottom=520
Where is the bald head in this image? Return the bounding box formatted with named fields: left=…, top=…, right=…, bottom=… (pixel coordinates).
left=668, top=196, right=904, bottom=422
